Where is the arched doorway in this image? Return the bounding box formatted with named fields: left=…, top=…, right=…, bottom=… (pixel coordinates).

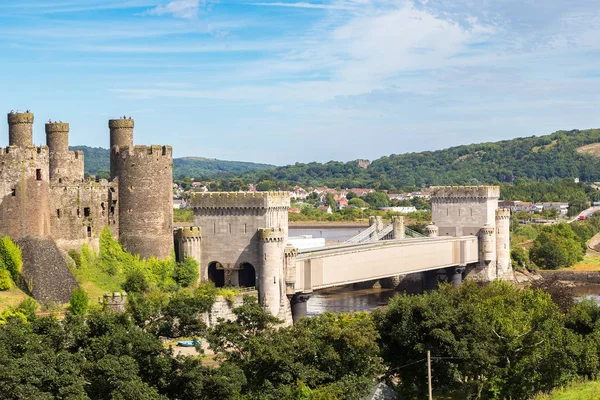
left=238, top=262, right=256, bottom=288
left=208, top=262, right=225, bottom=287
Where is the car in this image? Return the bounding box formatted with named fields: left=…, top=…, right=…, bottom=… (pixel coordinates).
left=177, top=339, right=202, bottom=347
left=579, top=215, right=586, bottom=220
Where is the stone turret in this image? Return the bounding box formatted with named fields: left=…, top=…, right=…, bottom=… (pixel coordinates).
left=175, top=227, right=202, bottom=268
left=392, top=216, right=405, bottom=239
left=109, top=118, right=134, bottom=180
left=424, top=223, right=439, bottom=237
left=495, top=208, right=512, bottom=280
left=45, top=122, right=84, bottom=181
left=8, top=112, right=34, bottom=147
left=258, top=228, right=286, bottom=317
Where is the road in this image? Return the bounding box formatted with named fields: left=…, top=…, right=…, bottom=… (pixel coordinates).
left=567, top=206, right=600, bottom=223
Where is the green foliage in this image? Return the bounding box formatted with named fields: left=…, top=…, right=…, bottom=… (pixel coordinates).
left=69, top=287, right=88, bottom=315
left=375, top=281, right=593, bottom=399
left=16, top=298, right=38, bottom=320
left=123, top=268, right=150, bottom=293
left=0, top=270, right=12, bottom=291
left=530, top=224, right=585, bottom=269
left=173, top=258, right=199, bottom=288
left=232, top=129, right=600, bottom=190
left=207, top=296, right=382, bottom=398
left=173, top=208, right=193, bottom=223
left=0, top=236, right=22, bottom=282
left=363, top=191, right=389, bottom=209
left=72, top=145, right=275, bottom=179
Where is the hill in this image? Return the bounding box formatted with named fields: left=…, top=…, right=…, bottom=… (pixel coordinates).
left=236, top=129, right=600, bottom=191
left=69, top=146, right=275, bottom=179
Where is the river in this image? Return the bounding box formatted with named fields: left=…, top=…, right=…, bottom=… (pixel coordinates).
left=306, top=282, right=600, bottom=316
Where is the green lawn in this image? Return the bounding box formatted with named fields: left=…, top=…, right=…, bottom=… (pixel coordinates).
left=71, top=262, right=125, bottom=301
left=535, top=381, right=600, bottom=400
left=0, top=287, right=31, bottom=312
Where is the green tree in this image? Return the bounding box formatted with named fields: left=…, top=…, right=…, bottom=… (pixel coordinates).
left=173, top=258, right=199, bottom=288
left=363, top=192, right=389, bottom=209
left=69, top=287, right=88, bottom=315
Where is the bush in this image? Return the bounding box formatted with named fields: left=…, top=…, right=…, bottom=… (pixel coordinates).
left=16, top=297, right=38, bottom=319
left=122, top=269, right=150, bottom=293
left=69, top=287, right=88, bottom=316
left=174, top=258, right=199, bottom=288
left=0, top=270, right=12, bottom=291
left=0, top=236, right=23, bottom=281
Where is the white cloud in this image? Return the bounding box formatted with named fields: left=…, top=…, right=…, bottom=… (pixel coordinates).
left=146, top=0, right=206, bottom=19
left=251, top=2, right=355, bottom=10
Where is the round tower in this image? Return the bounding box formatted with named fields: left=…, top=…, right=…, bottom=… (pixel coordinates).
left=109, top=118, right=134, bottom=180
left=45, top=122, right=69, bottom=179
left=113, top=144, right=174, bottom=260
left=7, top=111, right=34, bottom=147
left=495, top=208, right=511, bottom=279
left=480, top=224, right=496, bottom=265
left=425, top=223, right=439, bottom=237
left=175, top=227, right=202, bottom=268
left=392, top=216, right=405, bottom=239
left=258, top=228, right=286, bottom=316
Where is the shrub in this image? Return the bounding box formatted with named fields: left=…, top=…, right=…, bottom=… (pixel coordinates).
left=16, top=297, right=38, bottom=319
left=0, top=270, right=12, bottom=291
left=122, top=269, right=150, bottom=293
left=173, top=258, right=199, bottom=288
left=69, top=287, right=88, bottom=316
left=0, top=236, right=23, bottom=281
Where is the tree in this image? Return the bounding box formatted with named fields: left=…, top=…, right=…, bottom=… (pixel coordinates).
left=173, top=258, right=199, bottom=288
left=363, top=192, right=389, bottom=209
left=529, top=224, right=585, bottom=269
left=69, top=287, right=88, bottom=315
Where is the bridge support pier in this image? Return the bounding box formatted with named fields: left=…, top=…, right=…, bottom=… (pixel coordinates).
left=289, top=293, right=311, bottom=323
left=446, top=267, right=465, bottom=288
left=423, top=270, right=439, bottom=291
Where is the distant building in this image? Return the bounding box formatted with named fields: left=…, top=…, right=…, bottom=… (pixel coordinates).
left=288, top=207, right=301, bottom=214
left=317, top=205, right=333, bottom=214
left=356, top=159, right=371, bottom=169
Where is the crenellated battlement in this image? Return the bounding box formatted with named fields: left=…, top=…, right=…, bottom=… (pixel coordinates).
left=112, top=145, right=172, bottom=158
left=7, top=112, right=34, bottom=125
left=45, top=122, right=69, bottom=133
left=258, top=228, right=286, bottom=242
left=0, top=145, right=48, bottom=158
left=496, top=208, right=511, bottom=219
left=108, top=119, right=134, bottom=129
left=431, top=186, right=500, bottom=201
left=191, top=191, right=290, bottom=209
left=176, top=226, right=202, bottom=239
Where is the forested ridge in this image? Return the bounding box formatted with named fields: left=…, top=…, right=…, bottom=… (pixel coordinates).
left=69, top=146, right=275, bottom=179
left=242, top=128, right=600, bottom=191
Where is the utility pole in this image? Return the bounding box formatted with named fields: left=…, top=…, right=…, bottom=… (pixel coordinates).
left=427, top=350, right=433, bottom=400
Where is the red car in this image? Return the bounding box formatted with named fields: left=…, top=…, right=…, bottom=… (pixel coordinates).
left=579, top=215, right=586, bottom=220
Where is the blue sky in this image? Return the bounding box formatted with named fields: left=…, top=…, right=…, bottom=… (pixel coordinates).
left=1, top=0, right=599, bottom=165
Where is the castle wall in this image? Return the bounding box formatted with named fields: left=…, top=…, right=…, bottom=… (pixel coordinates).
left=0, top=146, right=51, bottom=238
left=112, top=144, right=173, bottom=259
left=49, top=179, right=118, bottom=251
left=431, top=186, right=499, bottom=236
left=190, top=192, right=289, bottom=281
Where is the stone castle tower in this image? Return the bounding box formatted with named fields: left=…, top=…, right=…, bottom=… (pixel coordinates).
left=109, top=119, right=173, bottom=260
left=429, top=186, right=513, bottom=281
left=0, top=110, right=174, bottom=303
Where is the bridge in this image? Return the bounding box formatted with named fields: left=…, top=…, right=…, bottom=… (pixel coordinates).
left=176, top=186, right=513, bottom=324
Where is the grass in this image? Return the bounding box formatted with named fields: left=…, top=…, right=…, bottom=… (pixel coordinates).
left=71, top=262, right=125, bottom=301
left=0, top=287, right=31, bottom=312
left=534, top=380, right=600, bottom=399
left=568, top=254, right=600, bottom=272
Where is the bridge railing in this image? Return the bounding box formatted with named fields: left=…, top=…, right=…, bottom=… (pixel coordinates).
left=344, top=224, right=378, bottom=243
left=345, top=224, right=426, bottom=243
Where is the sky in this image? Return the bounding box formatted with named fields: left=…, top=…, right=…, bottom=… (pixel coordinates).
left=0, top=0, right=599, bottom=165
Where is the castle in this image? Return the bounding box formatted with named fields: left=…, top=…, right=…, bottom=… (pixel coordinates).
left=0, top=111, right=174, bottom=284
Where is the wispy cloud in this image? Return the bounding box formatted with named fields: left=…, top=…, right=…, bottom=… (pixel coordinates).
left=146, top=0, right=209, bottom=19
left=251, top=2, right=355, bottom=10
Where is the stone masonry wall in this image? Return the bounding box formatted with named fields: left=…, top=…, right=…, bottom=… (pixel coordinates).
left=113, top=145, right=173, bottom=259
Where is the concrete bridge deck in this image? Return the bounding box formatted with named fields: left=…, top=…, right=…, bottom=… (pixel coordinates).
left=294, top=236, right=479, bottom=293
